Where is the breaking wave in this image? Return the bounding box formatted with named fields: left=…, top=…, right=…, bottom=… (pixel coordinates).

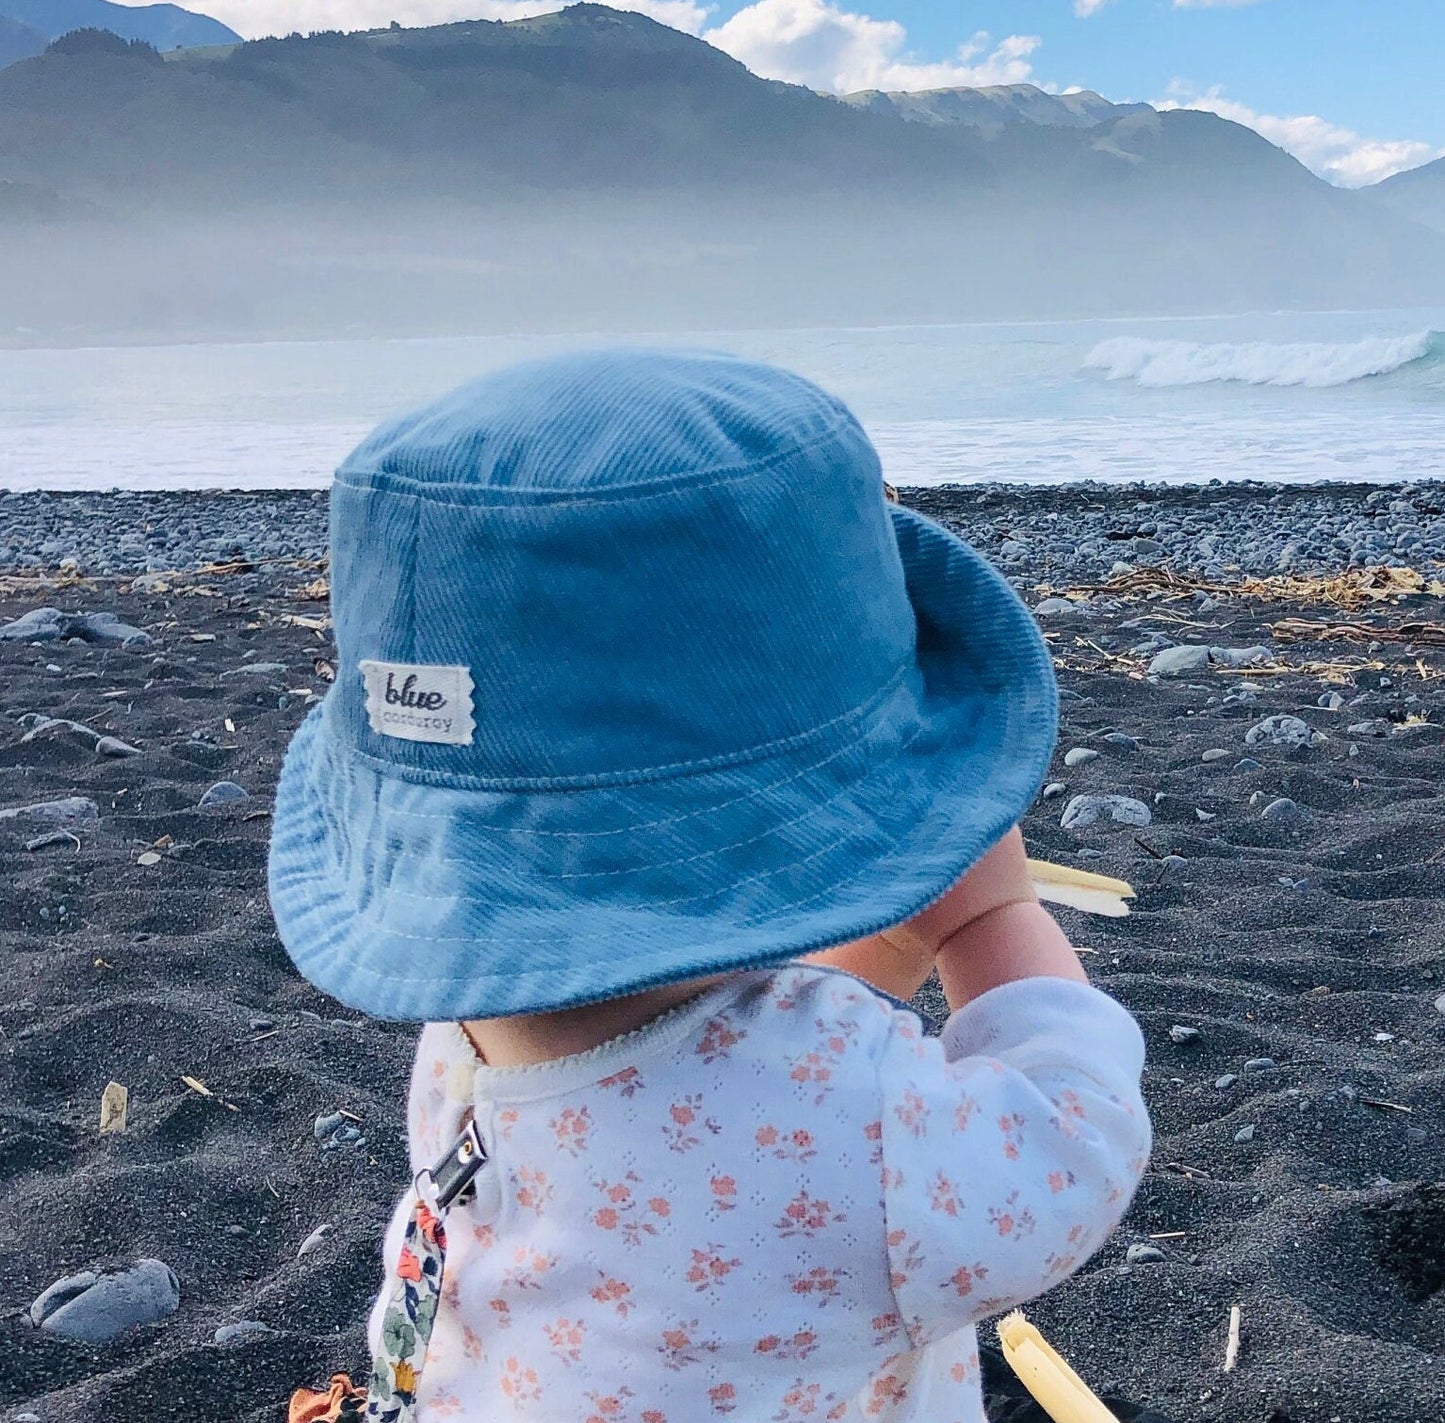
left=1083, top=330, right=1440, bottom=389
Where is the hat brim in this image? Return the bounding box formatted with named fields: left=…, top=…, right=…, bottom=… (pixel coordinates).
left=267, top=505, right=1058, bottom=1021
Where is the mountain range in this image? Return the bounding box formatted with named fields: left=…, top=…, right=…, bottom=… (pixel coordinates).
left=1370, top=155, right=1445, bottom=234
left=1, top=4, right=1441, bottom=342
left=0, top=0, right=236, bottom=61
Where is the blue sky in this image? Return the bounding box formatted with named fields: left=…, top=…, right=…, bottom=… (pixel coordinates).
left=192, top=0, right=1445, bottom=185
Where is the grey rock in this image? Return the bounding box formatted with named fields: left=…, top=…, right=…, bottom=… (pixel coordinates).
left=1102, top=732, right=1140, bottom=754
left=313, top=1112, right=347, bottom=1142
left=213, top=1319, right=279, bottom=1347
left=1215, top=1074, right=1238, bottom=1089
left=29, top=1259, right=179, bottom=1344
left=1243, top=1057, right=1278, bottom=1074
left=1211, top=645, right=1272, bottom=669
left=95, top=736, right=141, bottom=758
left=1201, top=748, right=1229, bottom=763
left=199, top=781, right=249, bottom=808
left=1125, top=1243, right=1166, bottom=1265
left=1245, top=715, right=1323, bottom=748
left=1347, top=719, right=1392, bottom=738
left=0, top=796, right=99, bottom=824
left=1041, top=782, right=1067, bottom=801
left=1168, top=1025, right=1200, bottom=1044
left=1063, top=747, right=1099, bottom=768
left=25, top=830, right=77, bottom=851
left=1234, top=1124, right=1256, bottom=1144
left=1262, top=797, right=1302, bottom=821
left=1318, top=691, right=1345, bottom=710
left=296, top=1224, right=332, bottom=1258
left=1235, top=758, right=1264, bottom=773
left=221, top=662, right=288, bottom=678
left=1061, top=794, right=1152, bottom=832
left=1110, top=561, right=1134, bottom=578
left=1195, top=808, right=1216, bottom=822
left=248, top=1016, right=275, bottom=1032
left=1148, top=645, right=1210, bottom=678
left=1033, top=597, right=1091, bottom=619
left=1434, top=992, right=1445, bottom=1016
left=0, top=607, right=150, bottom=647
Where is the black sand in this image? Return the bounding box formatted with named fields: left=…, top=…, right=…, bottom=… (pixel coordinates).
left=1, top=487, right=1442, bottom=1423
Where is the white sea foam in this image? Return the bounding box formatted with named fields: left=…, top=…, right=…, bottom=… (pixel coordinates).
left=1083, top=331, right=1437, bottom=389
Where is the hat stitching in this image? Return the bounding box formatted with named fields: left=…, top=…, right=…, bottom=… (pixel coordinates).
left=312, top=718, right=933, bottom=887
left=317, top=667, right=920, bottom=835
left=331, top=656, right=915, bottom=793
left=335, top=411, right=861, bottom=508
left=282, top=719, right=971, bottom=935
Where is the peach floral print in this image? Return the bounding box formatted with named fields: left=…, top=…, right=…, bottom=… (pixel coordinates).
left=662, top=1094, right=720, bottom=1153
left=657, top=1320, right=720, bottom=1371
left=550, top=1105, right=592, bottom=1156
left=755, top=1124, right=817, bottom=1163
left=685, top=1243, right=742, bottom=1292
left=696, top=1014, right=745, bottom=1064
left=598, top=1066, right=645, bottom=1097
left=545, top=1316, right=587, bottom=1364
left=754, top=1329, right=820, bottom=1363
left=774, top=1190, right=846, bottom=1238
left=590, top=1273, right=634, bottom=1318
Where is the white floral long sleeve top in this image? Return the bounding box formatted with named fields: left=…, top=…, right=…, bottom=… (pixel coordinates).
left=369, top=965, right=1150, bottom=1422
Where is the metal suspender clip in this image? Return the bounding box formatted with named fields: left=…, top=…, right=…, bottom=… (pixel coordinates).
left=422, top=1117, right=487, bottom=1213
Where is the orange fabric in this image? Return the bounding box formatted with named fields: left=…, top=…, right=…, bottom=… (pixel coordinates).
left=288, top=1373, right=366, bottom=1423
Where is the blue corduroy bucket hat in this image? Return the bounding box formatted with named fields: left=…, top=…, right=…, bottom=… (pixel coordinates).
left=268, top=349, right=1058, bottom=1021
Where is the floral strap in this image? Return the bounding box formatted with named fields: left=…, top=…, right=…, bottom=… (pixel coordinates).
left=365, top=1118, right=488, bottom=1423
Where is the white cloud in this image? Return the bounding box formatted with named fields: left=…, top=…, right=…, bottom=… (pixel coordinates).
left=704, top=0, right=1039, bottom=93
left=1073, top=0, right=1113, bottom=16
left=199, top=0, right=710, bottom=42
left=1157, top=85, right=1444, bottom=186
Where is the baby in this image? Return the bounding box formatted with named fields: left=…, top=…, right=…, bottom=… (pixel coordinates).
left=269, top=349, right=1150, bottom=1422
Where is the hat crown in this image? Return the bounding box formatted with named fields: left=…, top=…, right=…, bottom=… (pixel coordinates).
left=340, top=348, right=854, bottom=494
left=327, top=349, right=916, bottom=784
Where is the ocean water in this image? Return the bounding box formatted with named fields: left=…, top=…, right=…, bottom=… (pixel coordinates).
left=2, top=309, right=1442, bottom=491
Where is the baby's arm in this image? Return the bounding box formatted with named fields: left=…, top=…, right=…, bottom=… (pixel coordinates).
left=871, top=856, right=1149, bottom=1343
left=805, top=827, right=1076, bottom=1001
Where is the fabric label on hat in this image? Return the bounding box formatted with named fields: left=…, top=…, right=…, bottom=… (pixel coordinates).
left=359, top=660, right=475, bottom=746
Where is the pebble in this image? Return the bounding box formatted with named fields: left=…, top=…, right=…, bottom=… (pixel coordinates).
left=199, top=780, right=249, bottom=808
left=0, top=607, right=151, bottom=647
left=1195, top=808, right=1215, bottom=822
left=1102, top=732, right=1139, bottom=754
left=1234, top=1124, right=1257, bottom=1144
left=1436, top=992, right=1445, bottom=1016
left=1149, top=645, right=1210, bottom=677
left=249, top=1015, right=275, bottom=1032
left=1243, top=1057, right=1278, bottom=1074
left=313, top=1112, right=347, bottom=1142
left=1215, top=1074, right=1238, bottom=1089
left=1318, top=691, right=1345, bottom=710
left=1169, top=1025, right=1201, bottom=1045
left=296, top=1224, right=332, bottom=1258
left=1235, top=758, right=1264, bottom=773
left=1060, top=794, right=1152, bottom=832
left=28, top=1259, right=179, bottom=1343
left=1125, top=1243, right=1166, bottom=1265
left=95, top=735, right=141, bottom=758
left=0, top=796, right=100, bottom=823
left=1201, top=748, right=1229, bottom=763
left=1041, top=782, right=1067, bottom=800
left=1245, top=714, right=1323, bottom=748
left=1262, top=797, right=1302, bottom=821
left=1063, top=747, right=1099, bottom=767
left=221, top=661, right=288, bottom=678
left=213, top=1319, right=280, bottom=1347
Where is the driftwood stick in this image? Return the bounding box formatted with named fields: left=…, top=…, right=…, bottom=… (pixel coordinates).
left=1223, top=1305, right=1242, bottom=1373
